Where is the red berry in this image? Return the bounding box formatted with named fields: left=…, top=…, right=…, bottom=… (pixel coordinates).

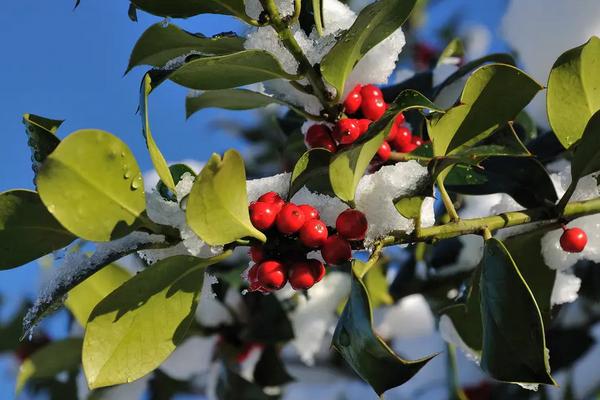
left=248, top=263, right=259, bottom=283
left=249, top=246, right=264, bottom=263
left=249, top=202, right=277, bottom=230
left=308, top=258, right=326, bottom=283
left=321, top=235, right=352, bottom=265
left=394, top=112, right=405, bottom=126
left=306, top=124, right=337, bottom=152
left=257, top=260, right=287, bottom=290
left=332, top=119, right=361, bottom=145
left=299, top=219, right=329, bottom=248
left=400, top=142, right=418, bottom=153
left=361, top=96, right=387, bottom=121
left=392, top=126, right=412, bottom=149
left=560, top=227, right=588, bottom=253
left=336, top=209, right=368, bottom=240
left=376, top=141, right=391, bottom=162
left=289, top=261, right=317, bottom=290
left=298, top=204, right=319, bottom=220
left=358, top=119, right=372, bottom=135
left=411, top=136, right=423, bottom=147
left=276, top=203, right=306, bottom=235
left=344, top=85, right=362, bottom=114
left=257, top=191, right=285, bottom=212
left=386, top=124, right=398, bottom=142
left=360, top=84, right=383, bottom=100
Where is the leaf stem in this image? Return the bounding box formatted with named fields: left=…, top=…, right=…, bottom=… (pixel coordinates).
left=436, top=175, right=460, bottom=222
left=259, top=0, right=338, bottom=119
left=357, top=241, right=385, bottom=279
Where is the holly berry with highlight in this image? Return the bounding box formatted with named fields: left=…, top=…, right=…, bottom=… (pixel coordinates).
left=257, top=191, right=285, bottom=212
left=257, top=260, right=287, bottom=290
left=276, top=203, right=306, bottom=235
left=560, top=227, right=588, bottom=253
left=249, top=202, right=277, bottom=231
left=306, top=124, right=337, bottom=152
left=299, top=218, right=329, bottom=248
left=336, top=209, right=368, bottom=241
left=321, top=234, right=352, bottom=265
left=344, top=84, right=362, bottom=114
left=333, top=118, right=361, bottom=145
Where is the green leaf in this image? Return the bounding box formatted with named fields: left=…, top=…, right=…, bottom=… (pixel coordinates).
left=83, top=253, right=230, bottom=389
left=437, top=39, right=464, bottom=66
left=187, top=150, right=266, bottom=245
left=332, top=269, right=436, bottom=396
left=168, top=50, right=299, bottom=90
left=394, top=196, right=425, bottom=220
left=253, top=345, right=294, bottom=387
left=216, top=365, right=274, bottom=400
left=312, top=0, right=324, bottom=36
left=330, top=89, right=441, bottom=202
left=446, top=157, right=557, bottom=208
left=571, top=110, right=600, bottom=181
left=428, top=64, right=543, bottom=156
left=0, top=190, right=75, bottom=270
left=65, top=263, right=131, bottom=327
left=141, top=73, right=176, bottom=192
left=320, top=0, right=417, bottom=97
left=157, top=163, right=197, bottom=201
left=547, top=36, right=600, bottom=149
left=36, top=130, right=147, bottom=242
left=127, top=23, right=244, bottom=73
left=363, top=262, right=393, bottom=309
left=289, top=148, right=334, bottom=198
left=16, top=338, right=83, bottom=394
left=186, top=89, right=309, bottom=118
left=479, top=238, right=556, bottom=386
left=131, top=0, right=247, bottom=19
left=22, top=113, right=62, bottom=176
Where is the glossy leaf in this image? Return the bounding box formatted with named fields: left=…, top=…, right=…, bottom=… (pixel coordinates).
left=83, top=253, right=230, bottom=389
left=168, top=50, right=298, bottom=90
left=16, top=338, right=83, bottom=393
left=446, top=157, right=557, bottom=208
left=429, top=64, right=543, bottom=156
left=547, top=36, right=600, bottom=149
left=141, top=73, right=176, bottom=192
left=0, top=190, right=75, bottom=270
left=332, top=269, right=436, bottom=396
left=394, top=196, right=425, bottom=220
left=479, top=238, right=556, bottom=386
left=186, top=89, right=308, bottom=118
left=289, top=148, right=334, bottom=198
left=127, top=23, right=243, bottom=72
left=571, top=110, right=600, bottom=181
left=320, top=0, right=417, bottom=97
left=22, top=113, right=62, bottom=176
left=36, top=130, right=147, bottom=242
left=131, top=0, right=247, bottom=19
left=330, top=89, right=442, bottom=202
left=187, top=150, right=266, bottom=245
left=65, top=263, right=131, bottom=327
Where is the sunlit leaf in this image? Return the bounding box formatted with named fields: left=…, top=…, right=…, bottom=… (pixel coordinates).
left=570, top=110, right=600, bottom=182
left=131, top=0, right=247, bottom=19
left=289, top=148, right=334, bottom=198
left=22, top=113, right=62, bottom=177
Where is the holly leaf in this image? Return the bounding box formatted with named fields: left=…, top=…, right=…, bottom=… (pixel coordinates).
left=127, top=23, right=244, bottom=73
left=289, top=148, right=334, bottom=198
left=83, top=253, right=231, bottom=389
left=570, top=110, right=600, bottom=182
left=479, top=238, right=556, bottom=386
left=428, top=64, right=542, bottom=156
left=0, top=190, right=75, bottom=270
left=22, top=113, right=62, bottom=177
left=547, top=36, right=600, bottom=149
left=253, top=345, right=294, bottom=387
left=332, top=269, right=436, bottom=396
left=312, top=0, right=324, bottom=36
left=65, top=263, right=131, bottom=327
left=320, top=0, right=417, bottom=98
left=16, top=338, right=83, bottom=394
left=141, top=73, right=176, bottom=192
left=186, top=150, right=266, bottom=245
left=437, top=38, right=464, bottom=66
left=36, top=130, right=147, bottom=242
left=216, top=365, right=274, bottom=400
left=168, top=50, right=299, bottom=90
left=130, top=0, right=247, bottom=20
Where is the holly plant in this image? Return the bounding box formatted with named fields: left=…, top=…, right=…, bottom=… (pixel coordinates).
left=3, top=0, right=600, bottom=399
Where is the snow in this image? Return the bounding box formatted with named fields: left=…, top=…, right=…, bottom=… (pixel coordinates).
left=247, top=172, right=291, bottom=202
left=244, top=0, right=295, bottom=20
left=502, top=0, right=600, bottom=130
left=439, top=314, right=481, bottom=363
left=550, top=271, right=581, bottom=306
left=290, top=187, right=348, bottom=227
left=195, top=273, right=241, bottom=327
left=375, top=294, right=435, bottom=340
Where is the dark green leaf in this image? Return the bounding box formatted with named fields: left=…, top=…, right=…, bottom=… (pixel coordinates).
left=547, top=36, right=600, bottom=149
left=289, top=148, right=334, bottom=198
left=186, top=150, right=266, bottom=245
left=16, top=338, right=83, bottom=393
left=429, top=64, right=543, bottom=156
left=479, top=238, right=556, bottom=386
left=22, top=113, right=62, bottom=177
left=127, top=23, right=244, bottom=73
left=83, top=253, right=231, bottom=389
left=241, top=293, right=294, bottom=344
left=141, top=73, right=176, bottom=192
left=253, top=345, right=294, bottom=387
left=216, top=365, right=273, bottom=400
left=131, top=0, right=247, bottom=19
left=168, top=50, right=299, bottom=90
left=320, top=0, right=418, bottom=97
left=332, top=269, right=436, bottom=396
left=0, top=190, right=75, bottom=270
left=571, top=110, right=600, bottom=181
left=157, top=163, right=197, bottom=201
left=446, top=157, right=557, bottom=208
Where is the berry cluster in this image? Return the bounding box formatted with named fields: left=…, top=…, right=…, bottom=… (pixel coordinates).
left=305, top=84, right=425, bottom=164
left=559, top=226, right=588, bottom=253
left=245, top=192, right=368, bottom=292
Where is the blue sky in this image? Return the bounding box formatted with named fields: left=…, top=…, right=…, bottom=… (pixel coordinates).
left=0, top=0, right=508, bottom=397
